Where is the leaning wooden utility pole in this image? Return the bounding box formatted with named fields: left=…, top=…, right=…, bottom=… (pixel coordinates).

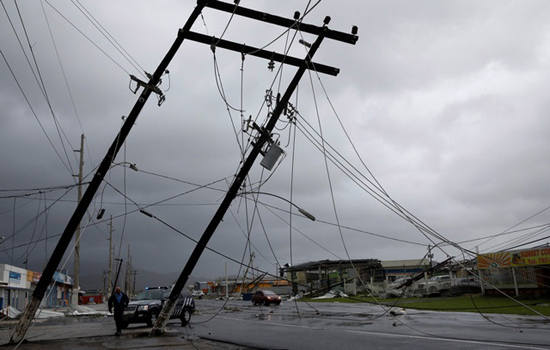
left=152, top=1, right=358, bottom=334
left=9, top=1, right=208, bottom=344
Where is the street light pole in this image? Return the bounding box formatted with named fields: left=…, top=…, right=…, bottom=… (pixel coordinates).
left=238, top=191, right=316, bottom=221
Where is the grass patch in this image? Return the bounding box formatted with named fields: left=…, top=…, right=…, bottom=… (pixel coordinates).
left=300, top=294, right=550, bottom=316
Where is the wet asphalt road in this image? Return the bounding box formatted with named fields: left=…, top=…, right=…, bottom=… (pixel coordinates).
left=187, top=298, right=550, bottom=350
left=0, top=299, right=548, bottom=349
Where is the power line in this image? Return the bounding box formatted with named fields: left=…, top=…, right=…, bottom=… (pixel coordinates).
left=476, top=204, right=550, bottom=252
left=0, top=50, right=74, bottom=176
left=44, top=0, right=133, bottom=76
left=14, top=0, right=77, bottom=177
left=0, top=183, right=88, bottom=199
left=40, top=0, right=93, bottom=166
left=71, top=0, right=147, bottom=78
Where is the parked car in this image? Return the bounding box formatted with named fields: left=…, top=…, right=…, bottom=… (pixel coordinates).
left=122, top=286, right=195, bottom=328
left=454, top=277, right=481, bottom=287
left=416, top=275, right=452, bottom=296
left=251, top=290, right=281, bottom=306
left=192, top=290, right=205, bottom=299
left=447, top=277, right=482, bottom=296
left=388, top=277, right=413, bottom=289
left=385, top=277, right=413, bottom=298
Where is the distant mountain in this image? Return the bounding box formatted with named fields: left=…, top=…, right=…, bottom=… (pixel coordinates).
left=80, top=267, right=209, bottom=293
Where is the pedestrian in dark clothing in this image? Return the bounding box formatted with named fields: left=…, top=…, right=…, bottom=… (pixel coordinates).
left=108, top=286, right=129, bottom=335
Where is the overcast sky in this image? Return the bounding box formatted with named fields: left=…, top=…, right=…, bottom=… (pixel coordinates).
left=1, top=0, right=550, bottom=285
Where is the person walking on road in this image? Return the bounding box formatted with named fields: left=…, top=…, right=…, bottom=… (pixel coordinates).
left=108, top=286, right=129, bottom=335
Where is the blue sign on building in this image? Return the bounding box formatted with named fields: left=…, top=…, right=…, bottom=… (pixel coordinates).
left=9, top=271, right=21, bottom=284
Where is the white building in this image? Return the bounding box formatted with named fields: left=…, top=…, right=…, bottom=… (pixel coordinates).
left=0, top=264, right=31, bottom=309
left=0, top=264, right=74, bottom=310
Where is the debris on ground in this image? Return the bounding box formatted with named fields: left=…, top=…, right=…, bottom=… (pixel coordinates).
left=389, top=307, right=406, bottom=316
left=65, top=305, right=106, bottom=316
left=36, top=309, right=65, bottom=318
left=313, top=291, right=348, bottom=299
left=1, top=306, right=20, bottom=319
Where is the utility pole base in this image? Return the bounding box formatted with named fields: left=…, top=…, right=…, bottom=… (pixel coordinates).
left=10, top=297, right=41, bottom=344
left=150, top=300, right=175, bottom=336
left=150, top=328, right=165, bottom=336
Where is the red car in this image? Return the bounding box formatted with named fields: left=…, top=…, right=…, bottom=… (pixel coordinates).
left=251, top=290, right=281, bottom=306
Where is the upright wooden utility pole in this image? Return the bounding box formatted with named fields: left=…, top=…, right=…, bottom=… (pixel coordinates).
left=71, top=134, right=84, bottom=306
left=107, top=216, right=113, bottom=297
left=132, top=270, right=138, bottom=297
left=125, top=245, right=131, bottom=294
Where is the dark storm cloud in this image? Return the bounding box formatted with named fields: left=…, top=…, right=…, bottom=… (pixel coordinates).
left=1, top=0, right=550, bottom=283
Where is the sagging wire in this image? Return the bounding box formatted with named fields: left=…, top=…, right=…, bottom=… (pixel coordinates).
left=97, top=182, right=330, bottom=324
left=316, top=218, right=426, bottom=247
left=144, top=211, right=303, bottom=325
left=25, top=197, right=53, bottom=260
left=0, top=196, right=36, bottom=216
left=304, top=42, right=451, bottom=255
left=114, top=142, right=130, bottom=262
left=239, top=10, right=305, bottom=160
left=211, top=52, right=242, bottom=113
left=459, top=251, right=533, bottom=330
left=239, top=52, right=246, bottom=159
left=202, top=9, right=250, bottom=157
left=237, top=180, right=283, bottom=273
left=485, top=225, right=550, bottom=254
left=296, top=106, right=544, bottom=326
left=295, top=115, right=455, bottom=249
left=288, top=105, right=302, bottom=318
left=452, top=222, right=550, bottom=248
left=15, top=193, right=42, bottom=264
left=227, top=208, right=277, bottom=274
left=100, top=193, right=391, bottom=323
left=0, top=183, right=86, bottom=199
left=205, top=2, right=245, bottom=158
left=284, top=28, right=541, bottom=328
left=210, top=50, right=248, bottom=159
left=304, top=55, right=397, bottom=316
left=0, top=184, right=75, bottom=252
left=293, top=27, right=462, bottom=259
left=237, top=0, right=318, bottom=58
left=260, top=204, right=343, bottom=260
left=198, top=1, right=343, bottom=319
left=280, top=76, right=550, bottom=292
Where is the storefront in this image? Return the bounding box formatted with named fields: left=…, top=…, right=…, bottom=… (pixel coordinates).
left=44, top=270, right=74, bottom=307
left=0, top=264, right=74, bottom=310
left=382, top=259, right=431, bottom=282
left=477, top=246, right=550, bottom=297
left=0, top=264, right=32, bottom=310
